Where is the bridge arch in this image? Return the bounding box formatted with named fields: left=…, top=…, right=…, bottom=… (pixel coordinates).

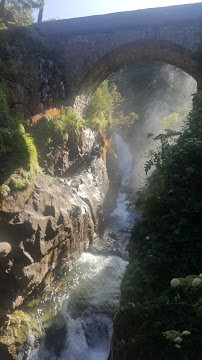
left=74, top=39, right=197, bottom=112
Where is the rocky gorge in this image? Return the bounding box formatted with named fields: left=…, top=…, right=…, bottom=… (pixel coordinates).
left=0, top=126, right=112, bottom=359
left=0, top=24, right=123, bottom=358
left=0, top=18, right=201, bottom=360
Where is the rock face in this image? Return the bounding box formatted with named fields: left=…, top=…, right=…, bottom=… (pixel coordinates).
left=0, top=242, right=12, bottom=258
left=0, top=28, right=65, bottom=119
left=0, top=155, right=108, bottom=326
left=0, top=310, right=31, bottom=360
left=43, top=128, right=97, bottom=176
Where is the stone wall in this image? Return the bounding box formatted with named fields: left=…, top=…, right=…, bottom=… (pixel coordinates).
left=0, top=28, right=65, bottom=119
left=1, top=4, right=202, bottom=113
left=34, top=3, right=202, bottom=102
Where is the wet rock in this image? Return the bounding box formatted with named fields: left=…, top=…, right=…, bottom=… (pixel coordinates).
left=0, top=310, right=31, bottom=360
left=44, top=321, right=67, bottom=357
left=0, top=242, right=11, bottom=258
left=0, top=36, right=65, bottom=119
left=0, top=157, right=108, bottom=327
left=45, top=128, right=97, bottom=176
left=109, top=232, right=119, bottom=240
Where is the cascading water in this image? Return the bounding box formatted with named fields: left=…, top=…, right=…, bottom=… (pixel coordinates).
left=29, top=254, right=127, bottom=360
left=22, top=133, right=138, bottom=360
left=113, top=133, right=133, bottom=186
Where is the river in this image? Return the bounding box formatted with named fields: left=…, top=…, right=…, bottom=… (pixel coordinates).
left=21, top=133, right=138, bottom=360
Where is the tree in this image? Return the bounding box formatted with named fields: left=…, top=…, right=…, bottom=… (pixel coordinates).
left=0, top=0, right=44, bottom=26
left=37, top=0, right=44, bottom=24
left=0, top=0, right=6, bottom=22
left=85, top=80, right=138, bottom=132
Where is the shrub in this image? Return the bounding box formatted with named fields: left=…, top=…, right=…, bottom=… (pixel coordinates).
left=85, top=80, right=138, bottom=132
left=112, top=91, right=202, bottom=360
left=0, top=86, right=9, bottom=125
left=0, top=184, right=10, bottom=197
left=0, top=87, right=39, bottom=194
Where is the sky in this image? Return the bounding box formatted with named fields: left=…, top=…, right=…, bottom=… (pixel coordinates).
left=37, top=0, right=202, bottom=21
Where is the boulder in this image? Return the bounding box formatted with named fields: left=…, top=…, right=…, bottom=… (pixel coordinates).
left=0, top=157, right=109, bottom=326
left=0, top=242, right=11, bottom=258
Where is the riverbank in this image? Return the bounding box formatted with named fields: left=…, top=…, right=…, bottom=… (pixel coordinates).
left=110, top=91, right=202, bottom=360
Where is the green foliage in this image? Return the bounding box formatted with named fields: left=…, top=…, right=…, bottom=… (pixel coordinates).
left=86, top=80, right=122, bottom=127
left=6, top=0, right=32, bottom=25
left=31, top=106, right=83, bottom=161
left=0, top=310, right=31, bottom=356
left=10, top=168, right=35, bottom=190
left=28, top=106, right=83, bottom=172
left=193, top=44, right=202, bottom=84
left=59, top=106, right=83, bottom=133
left=162, top=329, right=192, bottom=357
left=0, top=87, right=39, bottom=197
left=162, top=330, right=182, bottom=342
left=45, top=106, right=82, bottom=142
left=0, top=120, right=39, bottom=194
left=22, top=128, right=39, bottom=174
left=0, top=0, right=44, bottom=26
left=85, top=113, right=108, bottom=132
left=112, top=91, right=202, bottom=360
left=0, top=85, right=9, bottom=124
left=161, top=112, right=180, bottom=126
left=85, top=80, right=138, bottom=132
left=98, top=146, right=104, bottom=155
left=143, top=129, right=180, bottom=175
left=112, top=111, right=138, bottom=129
left=0, top=183, right=10, bottom=197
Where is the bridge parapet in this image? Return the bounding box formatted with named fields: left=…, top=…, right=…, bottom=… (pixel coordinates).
left=35, top=3, right=202, bottom=106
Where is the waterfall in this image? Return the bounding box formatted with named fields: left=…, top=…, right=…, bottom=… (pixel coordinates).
left=23, top=134, right=136, bottom=360
left=113, top=133, right=133, bottom=186
left=29, top=254, right=127, bottom=360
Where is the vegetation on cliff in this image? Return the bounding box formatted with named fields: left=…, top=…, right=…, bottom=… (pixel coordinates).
left=112, top=91, right=202, bottom=359
left=85, top=79, right=138, bottom=132
left=0, top=85, right=39, bottom=199
left=0, top=310, right=31, bottom=359
left=0, top=78, right=137, bottom=197
left=0, top=0, right=44, bottom=27
left=30, top=80, right=138, bottom=171
left=29, top=106, right=83, bottom=165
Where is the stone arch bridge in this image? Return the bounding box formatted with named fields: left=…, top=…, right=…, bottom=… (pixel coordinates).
left=36, top=3, right=202, bottom=109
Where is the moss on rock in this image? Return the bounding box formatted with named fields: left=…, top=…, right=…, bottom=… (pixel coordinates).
left=0, top=310, right=31, bottom=359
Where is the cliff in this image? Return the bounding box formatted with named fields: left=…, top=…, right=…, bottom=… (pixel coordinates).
left=0, top=26, right=64, bottom=119
left=0, top=25, right=112, bottom=359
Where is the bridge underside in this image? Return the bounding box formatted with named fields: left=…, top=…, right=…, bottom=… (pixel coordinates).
left=74, top=40, right=197, bottom=112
